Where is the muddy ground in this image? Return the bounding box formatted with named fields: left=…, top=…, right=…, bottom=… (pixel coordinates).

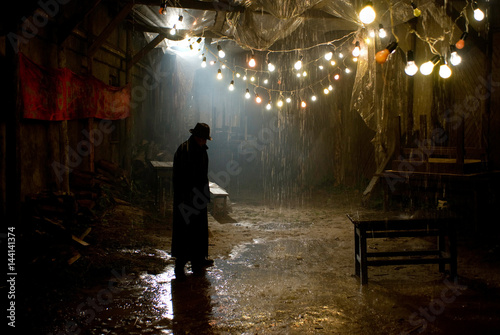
left=18, top=188, right=500, bottom=334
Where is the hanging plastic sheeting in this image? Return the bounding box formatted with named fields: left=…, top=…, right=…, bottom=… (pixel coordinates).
left=132, top=4, right=215, bottom=55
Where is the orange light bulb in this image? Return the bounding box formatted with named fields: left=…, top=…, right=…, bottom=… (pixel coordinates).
left=375, top=42, right=398, bottom=64
left=455, top=32, right=467, bottom=50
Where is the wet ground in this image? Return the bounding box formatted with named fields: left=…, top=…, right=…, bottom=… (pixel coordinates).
left=20, top=190, right=500, bottom=334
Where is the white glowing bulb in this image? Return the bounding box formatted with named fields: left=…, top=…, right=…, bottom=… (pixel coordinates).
left=264, top=78, right=269, bottom=84
left=218, top=46, right=225, bottom=58
left=243, top=75, right=247, bottom=81
left=236, top=73, right=241, bottom=78
left=318, top=65, right=324, bottom=70
left=352, top=42, right=361, bottom=57
left=330, top=60, right=336, bottom=66
left=353, top=57, right=358, bottom=62
left=301, top=101, right=307, bottom=108
left=420, top=61, right=435, bottom=75
left=405, top=61, right=418, bottom=76
left=277, top=99, right=284, bottom=107
left=359, top=2, right=376, bottom=24
left=296, top=73, right=301, bottom=78
left=324, top=52, right=333, bottom=61
left=378, top=26, right=387, bottom=39
left=474, top=8, right=484, bottom=21
left=450, top=52, right=462, bottom=66
left=338, top=52, right=344, bottom=59
left=268, top=62, right=275, bottom=72
left=250, top=76, right=255, bottom=82
left=324, top=88, right=330, bottom=94
left=248, top=57, right=256, bottom=67
left=439, top=63, right=452, bottom=79
left=302, top=71, right=307, bottom=77
left=228, top=80, right=234, bottom=91
left=170, top=25, right=176, bottom=35
left=311, top=95, right=317, bottom=101
left=245, top=89, right=251, bottom=99
left=266, top=101, right=272, bottom=110
left=345, top=67, right=351, bottom=73
left=201, top=57, right=207, bottom=68
left=294, top=58, right=303, bottom=70
left=217, top=69, right=222, bottom=80
left=255, top=95, right=262, bottom=103
left=286, top=97, right=292, bottom=103
left=328, top=84, right=333, bottom=91
left=334, top=74, right=340, bottom=80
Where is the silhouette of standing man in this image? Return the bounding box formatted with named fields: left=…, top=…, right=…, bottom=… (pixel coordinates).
left=172, top=123, right=214, bottom=278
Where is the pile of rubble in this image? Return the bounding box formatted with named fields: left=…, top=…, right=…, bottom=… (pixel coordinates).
left=23, top=160, right=131, bottom=269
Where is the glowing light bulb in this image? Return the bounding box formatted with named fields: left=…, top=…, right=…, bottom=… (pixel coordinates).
left=250, top=76, right=255, bottom=82
left=318, top=65, right=324, bottom=70
left=328, top=84, right=333, bottom=91
left=404, top=50, right=418, bottom=76
left=217, top=69, right=222, bottom=80
left=286, top=97, right=292, bottom=103
left=201, top=57, right=207, bottom=68
left=311, top=95, right=317, bottom=101
left=472, top=2, right=484, bottom=21
left=324, top=88, right=330, bottom=94
left=228, top=80, right=234, bottom=91
left=455, top=32, right=467, bottom=50
left=245, top=89, right=251, bottom=99
left=345, top=67, right=351, bottom=73
left=359, top=2, right=376, bottom=24
left=255, top=94, right=262, bottom=104
left=217, top=45, right=225, bottom=58
left=375, top=41, right=398, bottom=64
left=334, top=73, right=340, bottom=80
left=243, top=75, right=247, bottom=81
left=378, top=24, right=387, bottom=39
left=266, top=101, right=272, bottom=110
left=263, top=78, right=269, bottom=84
left=352, top=41, right=361, bottom=57
left=338, top=52, right=344, bottom=59
left=324, top=51, right=333, bottom=61
left=301, top=100, right=307, bottom=108
left=277, top=99, right=284, bottom=107
left=302, top=71, right=307, bottom=77
left=439, top=57, right=452, bottom=78
left=236, top=73, right=241, bottom=78
left=248, top=56, right=256, bottom=68
left=294, top=57, right=303, bottom=70
left=420, top=55, right=440, bottom=75
left=170, top=25, right=177, bottom=35
left=449, top=46, right=462, bottom=66
left=411, top=2, right=421, bottom=17
left=330, top=60, right=336, bottom=66
left=268, top=62, right=275, bottom=72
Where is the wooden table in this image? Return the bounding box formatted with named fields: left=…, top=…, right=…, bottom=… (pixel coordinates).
left=346, top=212, right=457, bottom=285
left=149, top=161, right=173, bottom=207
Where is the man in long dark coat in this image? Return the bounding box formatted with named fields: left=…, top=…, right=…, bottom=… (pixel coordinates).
left=172, top=123, right=214, bottom=278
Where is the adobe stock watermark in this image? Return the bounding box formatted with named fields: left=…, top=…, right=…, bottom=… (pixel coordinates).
left=384, top=73, right=500, bottom=192
left=401, top=277, right=468, bottom=334
left=178, top=115, right=280, bottom=223
left=48, top=267, right=133, bottom=335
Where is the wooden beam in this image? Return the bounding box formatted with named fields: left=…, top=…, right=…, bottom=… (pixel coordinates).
left=88, top=2, right=134, bottom=57
left=57, top=0, right=102, bottom=45
left=133, top=0, right=245, bottom=12
left=127, top=32, right=168, bottom=70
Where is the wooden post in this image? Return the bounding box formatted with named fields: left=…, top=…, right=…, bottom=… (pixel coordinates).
left=58, top=48, right=70, bottom=194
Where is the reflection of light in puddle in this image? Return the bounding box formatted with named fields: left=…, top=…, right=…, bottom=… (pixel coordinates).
left=140, top=268, right=175, bottom=320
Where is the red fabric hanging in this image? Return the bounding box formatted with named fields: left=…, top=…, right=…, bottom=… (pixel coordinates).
left=19, top=53, right=131, bottom=121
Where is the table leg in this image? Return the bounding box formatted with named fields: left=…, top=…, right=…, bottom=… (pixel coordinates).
left=359, top=229, right=368, bottom=285
left=354, top=227, right=360, bottom=277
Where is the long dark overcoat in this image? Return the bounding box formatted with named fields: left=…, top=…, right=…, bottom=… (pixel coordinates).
left=171, top=135, right=210, bottom=262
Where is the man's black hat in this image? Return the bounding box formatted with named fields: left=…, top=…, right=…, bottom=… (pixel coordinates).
left=190, top=122, right=212, bottom=140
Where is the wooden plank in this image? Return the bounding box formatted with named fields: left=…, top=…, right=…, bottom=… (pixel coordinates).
left=88, top=2, right=135, bottom=57
left=127, top=32, right=168, bottom=70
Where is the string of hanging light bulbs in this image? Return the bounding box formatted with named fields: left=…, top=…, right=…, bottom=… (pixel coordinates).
left=173, top=0, right=486, bottom=110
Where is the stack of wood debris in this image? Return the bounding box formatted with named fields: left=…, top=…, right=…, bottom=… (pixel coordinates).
left=24, top=160, right=130, bottom=269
